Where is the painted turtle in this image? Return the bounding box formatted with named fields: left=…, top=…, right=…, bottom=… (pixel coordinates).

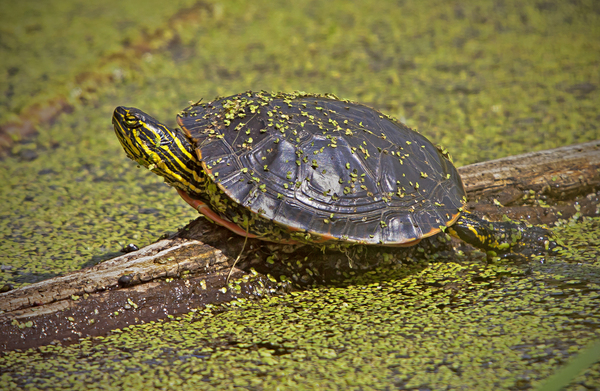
left=113, top=91, right=553, bottom=255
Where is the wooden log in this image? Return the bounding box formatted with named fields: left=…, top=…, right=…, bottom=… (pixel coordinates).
left=459, top=140, right=600, bottom=224
left=1, top=140, right=599, bottom=351
left=459, top=139, right=600, bottom=202
left=0, top=239, right=230, bottom=314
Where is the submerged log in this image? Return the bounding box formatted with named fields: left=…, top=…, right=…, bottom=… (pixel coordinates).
left=1, top=141, right=599, bottom=351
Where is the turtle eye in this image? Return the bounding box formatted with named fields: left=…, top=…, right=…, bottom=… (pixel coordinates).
left=124, top=114, right=140, bottom=127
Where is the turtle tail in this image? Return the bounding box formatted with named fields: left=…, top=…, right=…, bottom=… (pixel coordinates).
left=448, top=211, right=557, bottom=257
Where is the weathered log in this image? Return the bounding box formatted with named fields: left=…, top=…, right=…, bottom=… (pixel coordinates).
left=0, top=239, right=229, bottom=314
left=0, top=237, right=280, bottom=351
left=1, top=141, right=599, bottom=351
left=460, top=139, right=600, bottom=203
left=460, top=140, right=600, bottom=224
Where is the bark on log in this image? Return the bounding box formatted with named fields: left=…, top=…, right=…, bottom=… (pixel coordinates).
left=1, top=140, right=599, bottom=351
left=460, top=139, right=600, bottom=202
left=0, top=239, right=230, bottom=314
left=460, top=140, right=600, bottom=224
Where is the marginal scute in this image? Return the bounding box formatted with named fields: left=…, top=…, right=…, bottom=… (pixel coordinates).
left=177, top=91, right=466, bottom=245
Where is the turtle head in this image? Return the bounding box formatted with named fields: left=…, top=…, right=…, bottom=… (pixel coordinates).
left=112, top=106, right=204, bottom=194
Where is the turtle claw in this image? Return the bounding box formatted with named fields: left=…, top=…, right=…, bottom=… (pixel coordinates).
left=453, top=212, right=559, bottom=258
left=507, top=225, right=560, bottom=258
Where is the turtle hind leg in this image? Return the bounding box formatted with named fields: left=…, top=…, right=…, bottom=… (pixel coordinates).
left=448, top=211, right=557, bottom=257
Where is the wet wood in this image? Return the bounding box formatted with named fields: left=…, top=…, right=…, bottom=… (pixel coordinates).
left=0, top=237, right=278, bottom=351
left=1, top=140, right=599, bottom=351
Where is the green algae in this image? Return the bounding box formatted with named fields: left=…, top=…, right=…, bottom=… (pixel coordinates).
left=1, top=217, right=598, bottom=389
left=1, top=0, right=600, bottom=388
left=0, top=0, right=199, bottom=125
left=2, top=0, right=599, bottom=288
left=0, top=103, right=198, bottom=287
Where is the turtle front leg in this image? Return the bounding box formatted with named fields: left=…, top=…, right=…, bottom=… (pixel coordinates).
left=176, top=188, right=260, bottom=239
left=448, top=211, right=558, bottom=258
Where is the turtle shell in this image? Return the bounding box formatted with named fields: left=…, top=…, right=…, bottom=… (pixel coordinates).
left=177, top=91, right=466, bottom=245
